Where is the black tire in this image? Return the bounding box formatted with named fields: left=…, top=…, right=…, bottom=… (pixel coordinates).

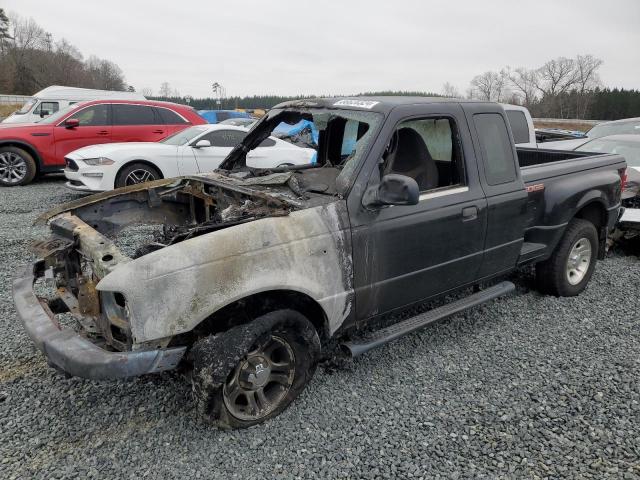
left=535, top=218, right=598, bottom=297
left=191, top=310, right=321, bottom=429
left=115, top=162, right=162, bottom=188
left=0, top=146, right=37, bottom=186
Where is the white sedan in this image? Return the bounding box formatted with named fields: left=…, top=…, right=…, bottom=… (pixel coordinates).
left=64, top=124, right=317, bottom=192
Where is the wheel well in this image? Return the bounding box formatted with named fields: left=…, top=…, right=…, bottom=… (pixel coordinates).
left=116, top=160, right=164, bottom=182
left=192, top=290, right=330, bottom=343
left=575, top=201, right=606, bottom=229
left=0, top=141, right=42, bottom=173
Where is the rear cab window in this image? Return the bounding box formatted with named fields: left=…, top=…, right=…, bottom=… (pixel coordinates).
left=473, top=113, right=517, bottom=185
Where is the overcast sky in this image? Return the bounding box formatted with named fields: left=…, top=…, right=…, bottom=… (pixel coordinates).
left=4, top=0, right=640, bottom=98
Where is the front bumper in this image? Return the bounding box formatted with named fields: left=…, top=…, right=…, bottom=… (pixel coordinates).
left=12, top=262, right=186, bottom=380
left=64, top=166, right=108, bottom=192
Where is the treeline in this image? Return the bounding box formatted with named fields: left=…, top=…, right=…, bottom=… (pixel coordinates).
left=467, top=55, right=640, bottom=120
left=0, top=9, right=128, bottom=95
left=150, top=91, right=442, bottom=111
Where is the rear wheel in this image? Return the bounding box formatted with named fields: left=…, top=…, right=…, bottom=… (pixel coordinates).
left=115, top=162, right=162, bottom=188
left=535, top=218, right=598, bottom=296
left=191, top=310, right=320, bottom=429
left=0, top=147, right=37, bottom=186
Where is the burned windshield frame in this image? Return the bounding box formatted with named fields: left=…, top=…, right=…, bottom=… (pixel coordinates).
left=219, top=107, right=383, bottom=195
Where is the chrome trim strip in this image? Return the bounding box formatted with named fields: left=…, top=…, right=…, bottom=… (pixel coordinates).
left=419, top=186, right=469, bottom=201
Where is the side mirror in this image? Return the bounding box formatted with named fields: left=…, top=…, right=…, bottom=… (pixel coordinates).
left=193, top=139, right=212, bottom=148
left=64, top=118, right=80, bottom=129
left=363, top=174, right=419, bottom=208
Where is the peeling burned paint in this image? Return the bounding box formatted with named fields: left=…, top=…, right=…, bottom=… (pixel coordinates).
left=33, top=171, right=354, bottom=350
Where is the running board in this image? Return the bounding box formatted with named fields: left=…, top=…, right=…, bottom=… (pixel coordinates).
left=342, top=281, right=515, bottom=357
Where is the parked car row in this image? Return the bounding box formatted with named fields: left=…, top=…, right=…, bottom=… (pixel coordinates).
left=64, top=124, right=316, bottom=192
left=0, top=99, right=206, bottom=186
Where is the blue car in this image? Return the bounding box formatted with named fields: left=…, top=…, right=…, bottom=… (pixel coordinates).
left=198, top=110, right=252, bottom=124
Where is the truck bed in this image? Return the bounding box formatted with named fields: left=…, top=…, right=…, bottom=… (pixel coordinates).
left=517, top=147, right=624, bottom=184
left=515, top=147, right=625, bottom=265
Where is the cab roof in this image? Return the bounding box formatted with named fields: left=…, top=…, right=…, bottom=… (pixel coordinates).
left=274, top=96, right=489, bottom=114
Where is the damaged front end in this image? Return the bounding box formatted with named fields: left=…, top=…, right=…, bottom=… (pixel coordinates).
left=14, top=173, right=300, bottom=379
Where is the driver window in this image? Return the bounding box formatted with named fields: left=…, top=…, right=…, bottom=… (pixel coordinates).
left=383, top=117, right=466, bottom=193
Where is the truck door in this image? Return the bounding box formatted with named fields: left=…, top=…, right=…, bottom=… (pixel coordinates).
left=464, top=105, right=528, bottom=277
left=349, top=104, right=488, bottom=320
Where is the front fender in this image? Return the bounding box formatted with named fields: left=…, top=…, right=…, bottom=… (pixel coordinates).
left=97, top=202, right=354, bottom=343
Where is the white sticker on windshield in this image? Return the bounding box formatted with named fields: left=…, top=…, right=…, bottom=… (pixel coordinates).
left=333, top=99, right=379, bottom=109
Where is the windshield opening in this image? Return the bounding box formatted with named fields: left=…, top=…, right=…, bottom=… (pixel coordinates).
left=161, top=126, right=208, bottom=145
left=16, top=98, right=37, bottom=115
left=225, top=107, right=382, bottom=194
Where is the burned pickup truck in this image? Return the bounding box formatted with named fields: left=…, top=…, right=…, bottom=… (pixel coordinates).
left=14, top=97, right=626, bottom=429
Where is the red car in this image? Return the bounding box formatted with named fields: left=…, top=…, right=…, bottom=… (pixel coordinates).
left=0, top=99, right=206, bottom=186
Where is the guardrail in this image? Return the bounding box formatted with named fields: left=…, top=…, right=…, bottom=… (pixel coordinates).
left=0, top=94, right=31, bottom=105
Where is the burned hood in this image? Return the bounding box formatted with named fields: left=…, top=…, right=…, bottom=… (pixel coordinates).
left=36, top=171, right=333, bottom=227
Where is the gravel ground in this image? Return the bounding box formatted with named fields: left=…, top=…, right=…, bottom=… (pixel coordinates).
left=1, top=176, right=639, bottom=479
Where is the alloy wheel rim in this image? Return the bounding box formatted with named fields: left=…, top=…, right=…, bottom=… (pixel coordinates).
left=124, top=169, right=156, bottom=186
left=223, top=335, right=296, bottom=421
left=566, top=237, right=592, bottom=285
left=0, top=152, right=27, bottom=184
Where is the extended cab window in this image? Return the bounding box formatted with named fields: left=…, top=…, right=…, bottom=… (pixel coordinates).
left=113, top=104, right=156, bottom=125
left=384, top=117, right=465, bottom=192
left=474, top=113, right=517, bottom=185
left=73, top=104, right=110, bottom=126
left=505, top=110, right=530, bottom=144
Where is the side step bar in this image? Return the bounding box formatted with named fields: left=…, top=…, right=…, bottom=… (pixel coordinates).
left=342, top=281, right=515, bottom=357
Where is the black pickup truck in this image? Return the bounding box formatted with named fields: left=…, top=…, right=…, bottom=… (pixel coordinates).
left=13, top=97, right=625, bottom=429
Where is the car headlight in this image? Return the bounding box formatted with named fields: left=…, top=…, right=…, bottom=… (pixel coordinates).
left=83, top=157, right=115, bottom=166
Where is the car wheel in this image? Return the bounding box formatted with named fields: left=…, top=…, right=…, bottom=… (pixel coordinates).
left=115, top=162, right=162, bottom=188
left=191, top=309, right=321, bottom=429
left=535, top=218, right=598, bottom=297
left=0, top=147, right=37, bottom=187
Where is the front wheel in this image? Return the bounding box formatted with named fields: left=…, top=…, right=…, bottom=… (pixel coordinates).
left=115, top=162, right=162, bottom=188
left=535, top=218, right=598, bottom=296
left=0, top=146, right=37, bottom=186
left=191, top=310, right=321, bottom=429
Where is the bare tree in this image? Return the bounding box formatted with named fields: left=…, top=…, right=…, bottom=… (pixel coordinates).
left=141, top=87, right=154, bottom=97
left=574, top=54, right=603, bottom=118
left=505, top=66, right=539, bottom=107
left=159, top=82, right=172, bottom=97
left=535, top=57, right=579, bottom=96
left=470, top=71, right=506, bottom=101
left=441, top=82, right=461, bottom=98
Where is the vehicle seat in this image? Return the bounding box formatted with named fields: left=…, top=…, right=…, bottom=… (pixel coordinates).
left=386, top=127, right=439, bottom=190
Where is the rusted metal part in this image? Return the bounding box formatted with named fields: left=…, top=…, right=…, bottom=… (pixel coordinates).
left=77, top=276, right=100, bottom=317
left=57, top=286, right=99, bottom=334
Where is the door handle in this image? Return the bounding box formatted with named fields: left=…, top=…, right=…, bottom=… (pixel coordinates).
left=152, top=129, right=165, bottom=134
left=97, top=130, right=109, bottom=136
left=462, top=206, right=478, bottom=221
